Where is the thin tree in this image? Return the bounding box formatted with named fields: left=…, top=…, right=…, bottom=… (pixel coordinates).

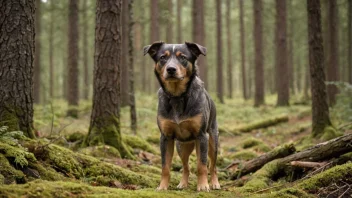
left=166, top=0, right=173, bottom=43
left=85, top=0, right=133, bottom=159
left=0, top=0, right=36, bottom=138
left=276, top=0, right=289, bottom=106
left=192, top=0, right=207, bottom=87
left=121, top=0, right=130, bottom=106
left=226, top=0, right=233, bottom=98
left=129, top=0, right=137, bottom=134
left=82, top=0, right=89, bottom=100
left=151, top=0, right=160, bottom=91
left=239, top=0, right=248, bottom=100
left=326, top=0, right=339, bottom=106
left=253, top=0, right=264, bottom=106
left=288, top=0, right=294, bottom=94
left=67, top=0, right=79, bottom=117
left=49, top=0, right=54, bottom=98
left=349, top=0, right=352, bottom=84
left=216, top=0, right=224, bottom=103
left=177, top=0, right=182, bottom=43
left=307, top=0, right=334, bottom=137
left=34, top=0, right=41, bottom=103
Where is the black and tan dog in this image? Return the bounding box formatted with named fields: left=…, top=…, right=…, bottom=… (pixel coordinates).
left=144, top=41, right=220, bottom=191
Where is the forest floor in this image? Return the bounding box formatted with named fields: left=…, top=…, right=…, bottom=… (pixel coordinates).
left=1, top=93, right=351, bottom=197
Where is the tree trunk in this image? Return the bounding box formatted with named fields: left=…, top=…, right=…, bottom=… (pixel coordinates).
left=49, top=0, right=54, bottom=99
left=226, top=0, right=232, bottom=98
left=276, top=0, right=289, bottom=106
left=0, top=0, right=35, bottom=138
left=288, top=0, right=294, bottom=94
left=239, top=0, right=248, bottom=100
left=151, top=0, right=160, bottom=91
left=34, top=0, right=41, bottom=103
left=85, top=0, right=133, bottom=159
left=192, top=0, right=207, bottom=88
left=307, top=0, right=333, bottom=137
left=177, top=0, right=182, bottom=43
left=349, top=0, right=352, bottom=84
left=326, top=0, right=339, bottom=106
left=129, top=0, right=137, bottom=134
left=216, top=0, right=224, bottom=104
left=121, top=0, right=130, bottom=106
left=253, top=0, right=264, bottom=107
left=82, top=0, right=89, bottom=100
left=166, top=0, right=173, bottom=43
left=67, top=0, right=79, bottom=117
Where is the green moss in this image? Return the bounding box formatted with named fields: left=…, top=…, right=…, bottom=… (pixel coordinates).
left=123, top=135, right=157, bottom=154
left=252, top=144, right=272, bottom=152
left=0, top=142, right=36, bottom=168
left=0, top=173, right=4, bottom=184
left=78, top=145, right=121, bottom=159
left=298, top=162, right=352, bottom=193
left=320, top=126, right=343, bottom=141
left=230, top=150, right=258, bottom=161
left=65, top=132, right=85, bottom=142
left=146, top=135, right=160, bottom=145
left=240, top=137, right=264, bottom=149
left=0, top=154, right=26, bottom=184
left=251, top=187, right=314, bottom=198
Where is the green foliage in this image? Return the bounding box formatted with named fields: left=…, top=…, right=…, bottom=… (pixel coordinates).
left=0, top=126, right=26, bottom=146
left=330, top=82, right=352, bottom=125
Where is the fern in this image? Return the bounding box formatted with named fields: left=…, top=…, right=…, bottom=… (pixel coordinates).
left=0, top=126, right=26, bottom=146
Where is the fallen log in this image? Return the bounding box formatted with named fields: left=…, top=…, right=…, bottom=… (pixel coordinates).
left=230, top=144, right=296, bottom=179
left=230, top=114, right=289, bottom=133
left=290, top=161, right=327, bottom=168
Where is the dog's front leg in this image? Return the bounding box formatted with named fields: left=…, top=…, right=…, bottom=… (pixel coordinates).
left=196, top=134, right=210, bottom=192
left=157, top=134, right=174, bottom=190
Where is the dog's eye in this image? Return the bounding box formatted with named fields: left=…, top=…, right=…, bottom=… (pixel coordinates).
left=180, top=55, right=187, bottom=61
left=160, top=55, right=166, bottom=61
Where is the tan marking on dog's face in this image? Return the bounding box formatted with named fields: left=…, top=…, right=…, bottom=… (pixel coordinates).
left=176, top=51, right=182, bottom=56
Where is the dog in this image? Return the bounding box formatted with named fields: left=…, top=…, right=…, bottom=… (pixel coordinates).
left=143, top=41, right=220, bottom=191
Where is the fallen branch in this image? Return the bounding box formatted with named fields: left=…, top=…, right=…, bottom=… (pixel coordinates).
left=230, top=144, right=296, bottom=179
left=290, top=161, right=327, bottom=168
left=229, top=115, right=289, bottom=133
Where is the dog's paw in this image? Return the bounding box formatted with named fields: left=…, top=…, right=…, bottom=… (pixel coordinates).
left=211, top=183, right=221, bottom=190
left=177, top=181, right=188, bottom=189
left=197, top=184, right=210, bottom=192
left=156, top=186, right=168, bottom=191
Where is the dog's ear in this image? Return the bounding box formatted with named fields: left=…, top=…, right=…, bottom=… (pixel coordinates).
left=143, top=41, right=164, bottom=58
left=185, top=42, right=206, bottom=57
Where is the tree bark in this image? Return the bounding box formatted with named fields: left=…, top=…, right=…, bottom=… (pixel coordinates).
left=67, top=0, right=79, bottom=117
left=82, top=0, right=89, bottom=100
left=216, top=0, right=224, bottom=104
left=192, top=0, right=207, bottom=88
left=349, top=0, right=352, bottom=84
left=307, top=0, right=333, bottom=137
left=85, top=0, right=133, bottom=159
left=166, top=0, right=173, bottom=43
left=239, top=0, right=248, bottom=100
left=276, top=0, right=289, bottom=106
left=253, top=0, right=264, bottom=106
left=121, top=0, right=130, bottom=106
left=177, top=0, right=182, bottom=43
left=288, top=0, right=294, bottom=94
left=49, top=0, right=54, bottom=98
left=0, top=0, right=35, bottom=138
left=326, top=0, right=339, bottom=106
left=34, top=0, right=41, bottom=103
left=129, top=0, right=137, bottom=134
left=226, top=0, right=232, bottom=98
left=151, top=0, right=160, bottom=91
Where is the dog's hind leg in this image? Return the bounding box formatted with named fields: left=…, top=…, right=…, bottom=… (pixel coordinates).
left=157, top=134, right=174, bottom=190
left=176, top=141, right=195, bottom=189
left=208, top=123, right=221, bottom=190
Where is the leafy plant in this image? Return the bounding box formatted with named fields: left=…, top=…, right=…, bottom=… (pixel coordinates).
left=0, top=126, right=26, bottom=146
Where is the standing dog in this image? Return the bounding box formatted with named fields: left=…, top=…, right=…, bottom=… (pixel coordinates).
left=144, top=42, right=220, bottom=191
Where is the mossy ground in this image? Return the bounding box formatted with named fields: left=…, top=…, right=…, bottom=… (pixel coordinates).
left=1, top=93, right=349, bottom=197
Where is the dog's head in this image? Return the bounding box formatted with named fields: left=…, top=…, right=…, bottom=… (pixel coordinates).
left=144, top=42, right=206, bottom=84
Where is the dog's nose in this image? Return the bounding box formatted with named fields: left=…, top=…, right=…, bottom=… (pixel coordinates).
left=167, top=67, right=176, bottom=74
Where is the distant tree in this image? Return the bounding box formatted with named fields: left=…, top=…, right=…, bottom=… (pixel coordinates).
left=67, top=0, right=79, bottom=117
left=34, top=0, right=41, bottom=103
left=121, top=0, right=130, bottom=106
left=82, top=0, right=89, bottom=100
left=49, top=0, right=54, bottom=98
left=253, top=0, right=264, bottom=107
left=349, top=0, right=352, bottom=84
left=226, top=0, right=233, bottom=98
left=85, top=0, right=133, bottom=159
left=216, top=0, right=224, bottom=103
left=239, top=0, right=248, bottom=100
left=0, top=0, right=35, bottom=138
left=326, top=0, right=339, bottom=106
left=288, top=0, right=294, bottom=94
left=177, top=0, right=182, bottom=43
left=307, top=0, right=333, bottom=137
left=276, top=0, right=289, bottom=106
left=192, top=0, right=207, bottom=87
left=166, top=0, right=173, bottom=43
left=129, top=0, right=137, bottom=134
left=151, top=0, right=160, bottom=91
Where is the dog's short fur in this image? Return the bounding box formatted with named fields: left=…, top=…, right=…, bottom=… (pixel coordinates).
left=144, top=41, right=220, bottom=191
